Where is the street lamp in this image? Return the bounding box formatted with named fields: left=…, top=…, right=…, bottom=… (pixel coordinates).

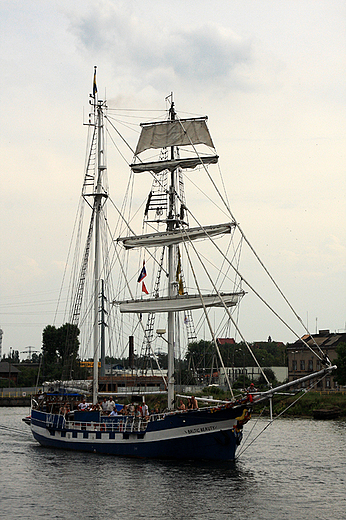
left=8, top=346, right=12, bottom=395
left=292, top=350, right=299, bottom=381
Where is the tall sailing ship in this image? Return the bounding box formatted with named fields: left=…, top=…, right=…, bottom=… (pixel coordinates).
left=29, top=71, right=335, bottom=460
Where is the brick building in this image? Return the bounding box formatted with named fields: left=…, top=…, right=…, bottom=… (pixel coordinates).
left=0, top=362, right=20, bottom=385
left=287, top=330, right=346, bottom=391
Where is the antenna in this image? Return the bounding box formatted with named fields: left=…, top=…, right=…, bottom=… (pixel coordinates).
left=22, top=346, right=39, bottom=360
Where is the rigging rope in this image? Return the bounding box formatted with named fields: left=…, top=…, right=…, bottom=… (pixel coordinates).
left=176, top=116, right=327, bottom=363
left=181, top=236, right=235, bottom=397
left=236, top=372, right=329, bottom=459
left=182, top=226, right=270, bottom=386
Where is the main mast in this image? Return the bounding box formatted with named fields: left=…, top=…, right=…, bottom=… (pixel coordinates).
left=167, top=94, right=176, bottom=410
left=118, top=93, right=235, bottom=408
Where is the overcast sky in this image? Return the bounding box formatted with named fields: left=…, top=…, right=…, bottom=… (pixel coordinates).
left=1, top=0, right=345, bottom=358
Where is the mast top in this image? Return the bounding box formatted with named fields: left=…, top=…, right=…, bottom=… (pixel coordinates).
left=92, top=66, right=98, bottom=99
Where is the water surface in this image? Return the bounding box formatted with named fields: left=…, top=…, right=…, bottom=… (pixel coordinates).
left=1, top=407, right=345, bottom=519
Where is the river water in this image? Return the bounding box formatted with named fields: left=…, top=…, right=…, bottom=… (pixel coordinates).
left=0, top=407, right=345, bottom=520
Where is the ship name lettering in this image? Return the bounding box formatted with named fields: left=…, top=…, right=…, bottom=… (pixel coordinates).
left=184, top=425, right=217, bottom=435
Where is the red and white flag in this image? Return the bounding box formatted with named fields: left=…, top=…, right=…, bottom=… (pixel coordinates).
left=138, top=261, right=148, bottom=294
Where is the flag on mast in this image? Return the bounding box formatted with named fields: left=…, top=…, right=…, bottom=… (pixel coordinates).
left=137, top=260, right=148, bottom=294
left=137, top=261, right=147, bottom=282
left=93, top=66, right=97, bottom=97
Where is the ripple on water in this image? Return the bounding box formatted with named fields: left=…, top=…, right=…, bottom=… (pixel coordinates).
left=1, top=409, right=346, bottom=520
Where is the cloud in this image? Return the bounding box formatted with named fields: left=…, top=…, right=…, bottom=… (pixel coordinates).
left=3, top=256, right=44, bottom=290
left=68, top=1, right=254, bottom=90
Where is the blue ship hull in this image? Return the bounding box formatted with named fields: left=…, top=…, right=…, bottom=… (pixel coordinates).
left=30, top=405, right=250, bottom=461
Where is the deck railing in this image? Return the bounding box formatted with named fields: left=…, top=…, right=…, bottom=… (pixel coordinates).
left=66, top=416, right=147, bottom=433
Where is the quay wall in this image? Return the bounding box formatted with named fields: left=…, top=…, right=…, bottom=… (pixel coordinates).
left=0, top=396, right=31, bottom=407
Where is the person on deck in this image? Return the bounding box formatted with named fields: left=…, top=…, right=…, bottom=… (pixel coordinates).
left=101, top=397, right=108, bottom=413
left=191, top=396, right=198, bottom=409
left=78, top=398, right=89, bottom=411
left=142, top=402, right=149, bottom=419
left=107, top=396, right=116, bottom=413
left=178, top=400, right=186, bottom=410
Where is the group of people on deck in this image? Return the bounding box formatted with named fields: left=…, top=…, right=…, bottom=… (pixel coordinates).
left=77, top=396, right=150, bottom=419
left=76, top=395, right=201, bottom=416
left=178, top=396, right=198, bottom=410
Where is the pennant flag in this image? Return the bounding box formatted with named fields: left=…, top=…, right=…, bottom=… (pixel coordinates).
left=137, top=261, right=147, bottom=283
left=142, top=281, right=149, bottom=294
left=93, top=66, right=97, bottom=97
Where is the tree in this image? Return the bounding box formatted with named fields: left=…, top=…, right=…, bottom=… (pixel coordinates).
left=42, top=323, right=80, bottom=380
left=186, top=340, right=214, bottom=369
left=258, top=368, right=277, bottom=387
left=32, top=352, right=40, bottom=364
left=18, top=366, right=39, bottom=387
left=335, top=343, right=346, bottom=385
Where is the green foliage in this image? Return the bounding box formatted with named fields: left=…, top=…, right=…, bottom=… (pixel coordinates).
left=0, top=378, right=16, bottom=388
left=2, top=350, right=20, bottom=363
left=156, top=352, right=168, bottom=369
left=335, top=343, right=346, bottom=385
left=31, top=353, right=40, bottom=363
left=186, top=340, right=215, bottom=368
left=17, top=366, right=39, bottom=387
left=105, top=356, right=126, bottom=367
left=251, top=342, right=286, bottom=367
left=258, top=367, right=277, bottom=387
left=42, top=323, right=80, bottom=380
left=201, top=385, right=226, bottom=397
left=258, top=391, right=346, bottom=418
left=233, top=375, right=252, bottom=389
left=185, top=339, right=287, bottom=370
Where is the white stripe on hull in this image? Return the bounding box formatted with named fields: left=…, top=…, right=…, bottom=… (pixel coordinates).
left=31, top=417, right=236, bottom=445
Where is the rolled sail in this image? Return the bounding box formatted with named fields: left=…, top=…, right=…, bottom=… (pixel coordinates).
left=117, top=292, right=244, bottom=313
left=117, top=223, right=235, bottom=249
left=135, top=118, right=214, bottom=155
left=130, top=155, right=219, bottom=174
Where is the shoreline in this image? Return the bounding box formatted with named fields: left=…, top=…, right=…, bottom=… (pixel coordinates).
left=253, top=390, right=346, bottom=419
left=0, top=396, right=31, bottom=407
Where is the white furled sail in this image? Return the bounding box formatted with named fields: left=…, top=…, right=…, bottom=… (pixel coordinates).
left=118, top=292, right=244, bottom=314
left=135, top=117, right=214, bottom=155
left=130, top=155, right=219, bottom=174
left=117, top=223, right=235, bottom=249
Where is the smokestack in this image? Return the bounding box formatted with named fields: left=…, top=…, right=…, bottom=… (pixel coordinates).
left=129, top=335, right=134, bottom=369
